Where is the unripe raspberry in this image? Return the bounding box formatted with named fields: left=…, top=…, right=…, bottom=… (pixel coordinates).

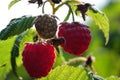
left=56, top=22, right=91, bottom=56
left=34, top=14, right=57, bottom=39
left=22, top=42, right=56, bottom=78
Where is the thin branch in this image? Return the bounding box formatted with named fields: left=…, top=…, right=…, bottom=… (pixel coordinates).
left=65, top=3, right=75, bottom=22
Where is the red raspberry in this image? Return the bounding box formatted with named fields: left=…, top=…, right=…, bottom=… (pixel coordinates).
left=56, top=22, right=91, bottom=56
left=22, top=42, right=56, bottom=78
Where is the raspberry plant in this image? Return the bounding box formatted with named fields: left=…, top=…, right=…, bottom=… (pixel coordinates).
left=0, top=0, right=115, bottom=80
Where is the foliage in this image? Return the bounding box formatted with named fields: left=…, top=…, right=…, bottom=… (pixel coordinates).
left=40, top=65, right=89, bottom=80
left=0, top=0, right=120, bottom=80
left=0, top=16, right=35, bottom=40
left=10, top=31, right=27, bottom=77
left=87, top=7, right=109, bottom=45
left=0, top=37, right=16, bottom=80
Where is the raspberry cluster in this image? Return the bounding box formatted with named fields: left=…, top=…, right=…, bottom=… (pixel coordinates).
left=22, top=1, right=91, bottom=78
left=22, top=20, right=91, bottom=78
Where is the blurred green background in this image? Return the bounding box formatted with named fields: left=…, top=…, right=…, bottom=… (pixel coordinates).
left=0, top=0, right=120, bottom=80
left=87, top=0, right=120, bottom=78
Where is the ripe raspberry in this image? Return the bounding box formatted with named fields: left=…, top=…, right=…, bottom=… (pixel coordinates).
left=56, top=22, right=91, bottom=56
left=34, top=14, right=57, bottom=39
left=22, top=42, right=56, bottom=78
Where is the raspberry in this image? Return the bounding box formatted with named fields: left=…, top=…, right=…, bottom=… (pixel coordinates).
left=56, top=22, right=91, bottom=56
left=22, top=42, right=56, bottom=78
left=34, top=14, right=57, bottom=39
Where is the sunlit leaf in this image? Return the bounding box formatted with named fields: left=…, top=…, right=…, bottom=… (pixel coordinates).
left=54, top=48, right=65, bottom=67
left=8, top=0, right=21, bottom=9
left=87, top=7, right=109, bottom=45
left=0, top=16, right=35, bottom=40
left=40, top=65, right=88, bottom=80
left=67, top=0, right=81, bottom=12
left=106, top=76, right=120, bottom=80
left=0, top=37, right=16, bottom=80
left=4, top=29, right=36, bottom=80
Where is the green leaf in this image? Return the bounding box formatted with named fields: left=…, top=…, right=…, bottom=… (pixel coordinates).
left=8, top=0, right=21, bottom=9
left=67, top=0, right=80, bottom=13
left=40, top=65, right=88, bottom=80
left=87, top=7, right=109, bottom=45
left=0, top=37, right=16, bottom=80
left=106, top=76, right=120, bottom=80
left=0, top=16, right=35, bottom=40
left=54, top=49, right=65, bottom=67
left=0, top=29, right=36, bottom=80
left=10, top=31, right=27, bottom=78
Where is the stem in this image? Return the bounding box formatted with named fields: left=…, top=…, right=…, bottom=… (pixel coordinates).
left=54, top=0, right=80, bottom=14
left=53, top=2, right=66, bottom=14
left=65, top=3, right=75, bottom=22
left=63, top=57, right=87, bottom=65
left=63, top=9, right=71, bottom=21
left=50, top=2, right=55, bottom=14
left=42, top=1, right=47, bottom=14
left=42, top=0, right=56, bottom=14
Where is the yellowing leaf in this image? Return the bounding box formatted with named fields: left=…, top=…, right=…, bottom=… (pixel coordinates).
left=87, top=7, right=109, bottom=45
left=106, top=76, right=120, bottom=80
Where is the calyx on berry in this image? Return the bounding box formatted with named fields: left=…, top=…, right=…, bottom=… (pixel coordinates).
left=75, top=3, right=92, bottom=21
